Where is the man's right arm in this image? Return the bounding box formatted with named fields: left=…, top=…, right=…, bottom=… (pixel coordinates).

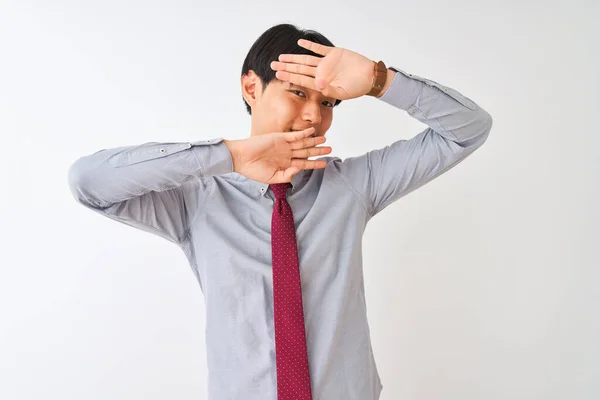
left=67, top=138, right=235, bottom=244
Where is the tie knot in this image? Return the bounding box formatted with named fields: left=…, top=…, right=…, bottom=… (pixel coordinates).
left=269, top=182, right=291, bottom=199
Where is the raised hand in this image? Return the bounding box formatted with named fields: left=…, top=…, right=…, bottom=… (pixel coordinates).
left=270, top=39, right=377, bottom=101
left=224, top=127, right=332, bottom=184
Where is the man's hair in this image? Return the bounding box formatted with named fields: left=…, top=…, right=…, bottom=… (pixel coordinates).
left=241, top=23, right=343, bottom=115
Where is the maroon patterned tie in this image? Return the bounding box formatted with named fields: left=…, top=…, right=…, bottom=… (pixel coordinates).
left=269, top=182, right=313, bottom=400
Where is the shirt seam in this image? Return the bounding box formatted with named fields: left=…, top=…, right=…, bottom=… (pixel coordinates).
left=181, top=149, right=213, bottom=245
left=101, top=207, right=183, bottom=244
left=329, top=159, right=372, bottom=217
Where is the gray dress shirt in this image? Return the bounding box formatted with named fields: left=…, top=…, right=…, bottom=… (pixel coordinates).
left=68, top=66, right=493, bottom=400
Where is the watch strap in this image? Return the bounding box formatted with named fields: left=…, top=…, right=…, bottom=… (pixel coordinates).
left=367, top=60, right=388, bottom=97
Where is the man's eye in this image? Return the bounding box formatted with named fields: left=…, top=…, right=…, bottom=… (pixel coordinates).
left=292, top=90, right=333, bottom=108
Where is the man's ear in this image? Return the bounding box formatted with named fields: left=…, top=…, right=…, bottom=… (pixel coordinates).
left=241, top=71, right=260, bottom=106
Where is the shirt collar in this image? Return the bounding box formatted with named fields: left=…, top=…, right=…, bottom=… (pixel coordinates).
left=231, top=169, right=308, bottom=197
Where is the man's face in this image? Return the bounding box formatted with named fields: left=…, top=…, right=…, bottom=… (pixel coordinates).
left=242, top=70, right=336, bottom=138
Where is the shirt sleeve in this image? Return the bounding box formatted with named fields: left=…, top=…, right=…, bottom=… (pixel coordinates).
left=331, top=66, right=493, bottom=218
left=67, top=138, right=233, bottom=244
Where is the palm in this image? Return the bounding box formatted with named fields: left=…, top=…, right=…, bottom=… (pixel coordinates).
left=272, top=39, right=376, bottom=101
left=316, top=48, right=373, bottom=100
left=233, top=129, right=331, bottom=184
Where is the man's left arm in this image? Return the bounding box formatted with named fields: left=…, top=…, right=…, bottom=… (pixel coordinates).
left=332, top=66, right=493, bottom=218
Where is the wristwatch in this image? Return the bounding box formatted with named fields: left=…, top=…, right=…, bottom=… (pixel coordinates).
left=367, top=60, right=388, bottom=97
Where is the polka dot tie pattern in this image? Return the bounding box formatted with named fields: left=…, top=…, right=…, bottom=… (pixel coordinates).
left=269, top=182, right=313, bottom=400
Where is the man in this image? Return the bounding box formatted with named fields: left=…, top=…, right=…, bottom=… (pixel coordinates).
left=68, top=23, right=492, bottom=400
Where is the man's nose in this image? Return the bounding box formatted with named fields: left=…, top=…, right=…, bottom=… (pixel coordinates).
left=302, top=104, right=321, bottom=125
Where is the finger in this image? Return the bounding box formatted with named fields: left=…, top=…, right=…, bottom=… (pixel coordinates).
left=297, top=39, right=332, bottom=56
left=291, top=146, right=332, bottom=158
left=275, top=70, right=318, bottom=91
left=285, top=127, right=316, bottom=142
left=290, top=158, right=328, bottom=170
left=272, top=166, right=303, bottom=183
left=283, top=167, right=301, bottom=182
left=278, top=53, right=321, bottom=67
left=289, top=135, right=326, bottom=150
left=271, top=167, right=300, bottom=183
left=271, top=61, right=317, bottom=78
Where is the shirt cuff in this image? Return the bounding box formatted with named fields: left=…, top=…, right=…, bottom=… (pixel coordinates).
left=376, top=66, right=422, bottom=111
left=190, top=138, right=234, bottom=176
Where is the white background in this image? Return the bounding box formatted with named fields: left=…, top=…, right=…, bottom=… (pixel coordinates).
left=1, top=0, right=598, bottom=399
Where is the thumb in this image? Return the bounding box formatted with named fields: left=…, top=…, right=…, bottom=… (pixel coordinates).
left=315, top=77, right=328, bottom=91
left=283, top=166, right=301, bottom=182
